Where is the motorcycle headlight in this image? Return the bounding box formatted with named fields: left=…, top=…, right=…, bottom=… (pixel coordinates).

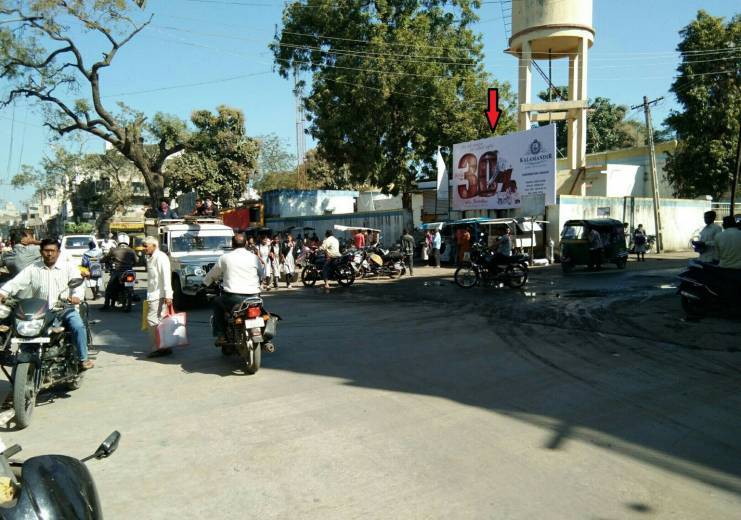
left=16, top=318, right=45, bottom=337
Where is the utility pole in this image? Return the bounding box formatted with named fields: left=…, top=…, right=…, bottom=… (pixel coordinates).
left=293, top=71, right=307, bottom=189
left=731, top=123, right=741, bottom=215
left=632, top=96, right=664, bottom=253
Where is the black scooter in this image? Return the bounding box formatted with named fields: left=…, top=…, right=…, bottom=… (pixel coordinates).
left=677, top=261, right=741, bottom=318
left=0, top=431, right=120, bottom=519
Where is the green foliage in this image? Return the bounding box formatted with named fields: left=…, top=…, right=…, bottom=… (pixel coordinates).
left=167, top=106, right=260, bottom=207
left=65, top=221, right=94, bottom=234
left=664, top=10, right=740, bottom=200
left=272, top=0, right=516, bottom=194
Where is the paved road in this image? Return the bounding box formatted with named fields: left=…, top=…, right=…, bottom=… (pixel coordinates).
left=2, top=260, right=740, bottom=519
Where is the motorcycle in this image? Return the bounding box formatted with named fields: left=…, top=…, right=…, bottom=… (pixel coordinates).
left=454, top=242, right=529, bottom=289
left=211, top=284, right=280, bottom=374
left=0, top=430, right=120, bottom=518
left=300, top=249, right=355, bottom=287
left=105, top=270, right=136, bottom=312
left=677, top=261, right=741, bottom=318
left=5, top=278, right=93, bottom=429
left=81, top=251, right=104, bottom=300
left=364, top=246, right=407, bottom=278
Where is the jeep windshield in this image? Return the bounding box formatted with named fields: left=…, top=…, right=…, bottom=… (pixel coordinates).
left=170, top=230, right=232, bottom=253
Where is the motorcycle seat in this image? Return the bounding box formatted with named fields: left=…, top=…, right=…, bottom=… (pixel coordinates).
left=387, top=251, right=404, bottom=260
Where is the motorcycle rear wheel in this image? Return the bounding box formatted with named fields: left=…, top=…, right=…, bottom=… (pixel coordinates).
left=124, top=292, right=133, bottom=313
left=506, top=264, right=529, bottom=288
left=301, top=266, right=318, bottom=287
left=335, top=265, right=355, bottom=287
left=681, top=295, right=706, bottom=318
left=454, top=264, right=479, bottom=289
left=245, top=342, right=261, bottom=374
left=12, top=362, right=36, bottom=430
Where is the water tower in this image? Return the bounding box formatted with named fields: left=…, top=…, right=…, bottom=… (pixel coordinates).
left=508, top=0, right=594, bottom=173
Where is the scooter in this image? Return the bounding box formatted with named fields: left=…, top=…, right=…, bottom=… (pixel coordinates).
left=677, top=261, right=741, bottom=318
left=81, top=251, right=104, bottom=300
left=0, top=431, right=121, bottom=519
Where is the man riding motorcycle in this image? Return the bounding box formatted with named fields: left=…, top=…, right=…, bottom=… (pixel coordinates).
left=203, top=232, right=263, bottom=346
left=101, top=234, right=137, bottom=311
left=0, top=238, right=93, bottom=370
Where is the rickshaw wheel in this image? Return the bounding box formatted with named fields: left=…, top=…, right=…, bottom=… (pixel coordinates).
left=561, top=261, right=574, bottom=274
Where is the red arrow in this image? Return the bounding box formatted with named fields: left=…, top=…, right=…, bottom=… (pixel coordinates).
left=484, top=88, right=501, bottom=132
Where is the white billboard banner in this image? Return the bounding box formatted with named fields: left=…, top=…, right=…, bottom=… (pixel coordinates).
left=435, top=147, right=448, bottom=200
left=451, top=125, right=556, bottom=211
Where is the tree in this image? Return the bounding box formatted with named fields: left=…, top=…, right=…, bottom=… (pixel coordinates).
left=166, top=106, right=260, bottom=207
left=256, top=133, right=295, bottom=178
left=664, top=10, right=740, bottom=200
left=271, top=0, right=516, bottom=194
left=0, top=0, right=189, bottom=207
left=537, top=88, right=648, bottom=157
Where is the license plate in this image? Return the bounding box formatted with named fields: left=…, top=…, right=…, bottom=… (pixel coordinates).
left=124, top=281, right=135, bottom=287
left=11, top=337, right=51, bottom=344
left=463, top=252, right=470, bottom=262
left=244, top=317, right=264, bottom=329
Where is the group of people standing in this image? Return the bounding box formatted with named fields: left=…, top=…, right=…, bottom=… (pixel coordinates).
left=250, top=234, right=299, bottom=290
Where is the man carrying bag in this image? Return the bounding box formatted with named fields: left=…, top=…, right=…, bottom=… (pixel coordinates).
left=142, top=236, right=178, bottom=358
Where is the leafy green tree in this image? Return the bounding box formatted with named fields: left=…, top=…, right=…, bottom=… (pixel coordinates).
left=271, top=0, right=516, bottom=194
left=664, top=10, right=740, bottom=200
left=167, top=106, right=259, bottom=207
left=0, top=0, right=189, bottom=206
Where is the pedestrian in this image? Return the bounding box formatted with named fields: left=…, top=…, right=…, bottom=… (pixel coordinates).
left=354, top=229, right=366, bottom=250
left=633, top=224, right=647, bottom=262
left=258, top=236, right=271, bottom=290
left=191, top=198, right=204, bottom=216
left=269, top=235, right=281, bottom=289
left=588, top=227, right=604, bottom=271
left=401, top=228, right=415, bottom=276
left=694, top=211, right=723, bottom=263
left=246, top=235, right=258, bottom=255
left=9, top=230, right=41, bottom=277
left=201, top=196, right=219, bottom=217
left=281, top=233, right=297, bottom=288
left=142, top=237, right=174, bottom=358
left=431, top=228, right=442, bottom=268
left=156, top=199, right=178, bottom=219
left=458, top=227, right=472, bottom=265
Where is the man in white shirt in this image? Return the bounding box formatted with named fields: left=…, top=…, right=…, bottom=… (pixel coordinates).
left=143, top=236, right=174, bottom=357
left=319, top=230, right=341, bottom=289
left=0, top=238, right=93, bottom=369
left=203, top=232, right=263, bottom=344
left=716, top=216, right=741, bottom=270
left=695, top=211, right=723, bottom=263
left=100, top=233, right=117, bottom=255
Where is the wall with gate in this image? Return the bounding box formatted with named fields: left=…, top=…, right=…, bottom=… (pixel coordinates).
left=546, top=195, right=710, bottom=252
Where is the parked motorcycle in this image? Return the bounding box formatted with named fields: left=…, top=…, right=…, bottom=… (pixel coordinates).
left=454, top=242, right=529, bottom=289
left=677, top=261, right=741, bottom=318
left=0, top=430, right=120, bottom=518
left=363, top=247, right=407, bottom=278
left=5, top=278, right=93, bottom=429
left=212, top=285, right=280, bottom=374
left=301, top=250, right=355, bottom=287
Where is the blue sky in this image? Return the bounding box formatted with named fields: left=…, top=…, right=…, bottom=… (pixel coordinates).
left=0, top=0, right=737, bottom=205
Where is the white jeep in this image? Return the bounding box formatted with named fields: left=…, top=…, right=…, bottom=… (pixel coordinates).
left=145, top=218, right=234, bottom=308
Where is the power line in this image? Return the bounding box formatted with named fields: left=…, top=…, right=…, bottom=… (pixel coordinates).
left=104, top=71, right=273, bottom=97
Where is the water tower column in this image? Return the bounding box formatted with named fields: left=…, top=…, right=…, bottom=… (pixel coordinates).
left=576, top=36, right=589, bottom=171
left=567, top=53, right=578, bottom=171
left=518, top=40, right=532, bottom=130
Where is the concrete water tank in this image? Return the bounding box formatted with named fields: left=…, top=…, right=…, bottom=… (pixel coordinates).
left=509, top=0, right=594, bottom=59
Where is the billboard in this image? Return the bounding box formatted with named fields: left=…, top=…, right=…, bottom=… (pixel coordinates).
left=452, top=125, right=557, bottom=211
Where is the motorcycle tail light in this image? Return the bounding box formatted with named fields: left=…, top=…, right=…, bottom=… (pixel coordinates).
left=247, top=306, right=261, bottom=319
left=124, top=274, right=136, bottom=283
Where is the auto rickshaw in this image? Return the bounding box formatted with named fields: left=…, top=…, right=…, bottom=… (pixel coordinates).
left=559, top=218, right=629, bottom=273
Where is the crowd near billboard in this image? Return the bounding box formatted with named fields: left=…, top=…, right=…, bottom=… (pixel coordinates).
left=451, top=125, right=557, bottom=211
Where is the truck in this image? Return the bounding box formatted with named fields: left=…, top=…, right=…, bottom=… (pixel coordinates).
left=109, top=217, right=147, bottom=266
left=144, top=217, right=234, bottom=308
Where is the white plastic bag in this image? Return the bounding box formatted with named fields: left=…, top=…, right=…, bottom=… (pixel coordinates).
left=155, top=305, right=188, bottom=349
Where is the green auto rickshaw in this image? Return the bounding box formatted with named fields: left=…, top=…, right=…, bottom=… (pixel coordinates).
left=559, top=218, right=629, bottom=273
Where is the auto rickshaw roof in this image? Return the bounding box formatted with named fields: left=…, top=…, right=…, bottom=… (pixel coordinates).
left=333, top=224, right=381, bottom=233
left=564, top=218, right=625, bottom=229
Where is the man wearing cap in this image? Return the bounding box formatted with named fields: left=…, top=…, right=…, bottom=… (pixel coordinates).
left=102, top=235, right=137, bottom=311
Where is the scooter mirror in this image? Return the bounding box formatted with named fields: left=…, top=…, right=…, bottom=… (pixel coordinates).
left=94, top=431, right=121, bottom=459
left=68, top=278, right=85, bottom=289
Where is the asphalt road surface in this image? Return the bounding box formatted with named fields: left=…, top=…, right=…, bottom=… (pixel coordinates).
left=2, top=258, right=740, bottom=519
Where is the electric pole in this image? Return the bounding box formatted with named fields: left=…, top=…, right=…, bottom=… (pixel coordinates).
left=293, top=71, right=307, bottom=190
left=731, top=123, right=741, bottom=215
left=632, top=96, right=664, bottom=253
